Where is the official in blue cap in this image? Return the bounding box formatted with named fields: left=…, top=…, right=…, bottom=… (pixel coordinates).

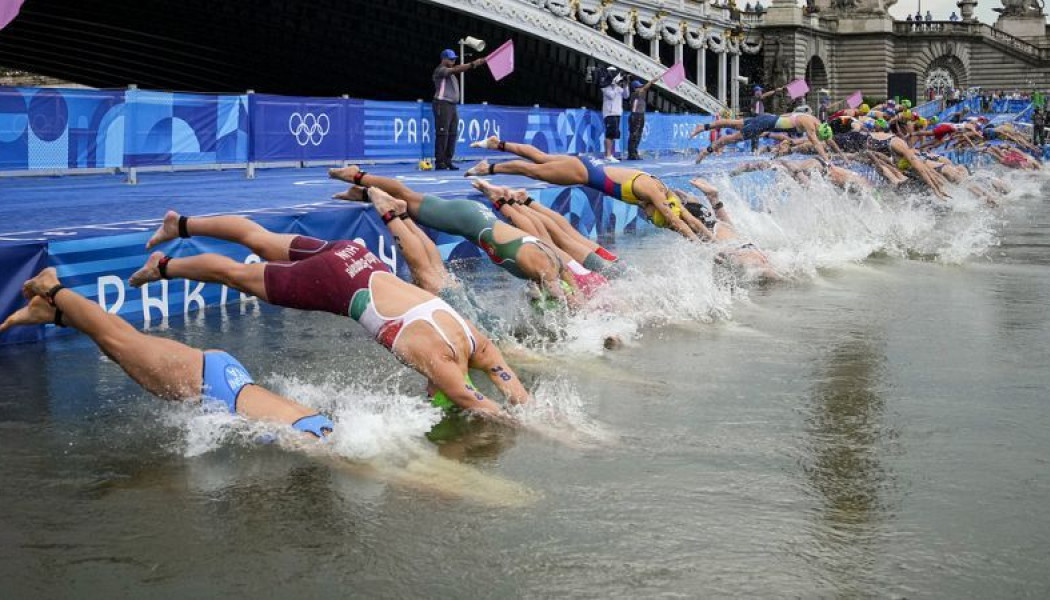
left=432, top=48, right=486, bottom=170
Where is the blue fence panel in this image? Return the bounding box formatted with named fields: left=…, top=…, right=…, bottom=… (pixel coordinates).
left=124, top=90, right=249, bottom=167
left=455, top=104, right=532, bottom=159
left=362, top=100, right=429, bottom=161
left=0, top=241, right=49, bottom=344
left=639, top=113, right=714, bottom=153
left=249, top=94, right=349, bottom=162
left=0, top=86, right=126, bottom=170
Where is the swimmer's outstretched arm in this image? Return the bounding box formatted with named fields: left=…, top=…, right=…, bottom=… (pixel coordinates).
left=688, top=178, right=732, bottom=225
left=4, top=269, right=330, bottom=437
left=468, top=327, right=530, bottom=406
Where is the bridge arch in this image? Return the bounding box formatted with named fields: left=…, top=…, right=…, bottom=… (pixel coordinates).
left=924, top=54, right=968, bottom=96
left=804, top=55, right=829, bottom=107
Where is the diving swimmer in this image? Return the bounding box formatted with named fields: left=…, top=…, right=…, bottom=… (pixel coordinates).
left=2, top=268, right=334, bottom=438
left=132, top=207, right=530, bottom=419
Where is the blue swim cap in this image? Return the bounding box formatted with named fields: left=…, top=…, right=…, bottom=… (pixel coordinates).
left=441, top=48, right=458, bottom=60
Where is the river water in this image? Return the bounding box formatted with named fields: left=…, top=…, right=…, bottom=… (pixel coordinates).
left=1, top=166, right=1048, bottom=598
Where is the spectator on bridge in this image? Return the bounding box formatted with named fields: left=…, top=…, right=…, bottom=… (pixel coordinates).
left=601, top=69, right=630, bottom=162
left=906, top=14, right=913, bottom=21
left=432, top=48, right=485, bottom=171
left=925, top=10, right=932, bottom=21
left=949, top=11, right=959, bottom=21
left=627, top=77, right=656, bottom=160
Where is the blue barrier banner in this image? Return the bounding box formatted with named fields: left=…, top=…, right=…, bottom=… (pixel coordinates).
left=0, top=241, right=48, bottom=344
left=124, top=90, right=249, bottom=167
left=637, top=113, right=713, bottom=153
left=0, top=86, right=126, bottom=170
left=250, top=94, right=352, bottom=162
left=362, top=100, right=428, bottom=161
left=2, top=84, right=725, bottom=173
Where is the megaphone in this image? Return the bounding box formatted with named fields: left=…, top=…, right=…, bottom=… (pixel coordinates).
left=460, top=36, right=486, bottom=52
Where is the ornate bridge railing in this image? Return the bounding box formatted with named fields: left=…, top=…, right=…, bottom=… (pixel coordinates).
left=892, top=21, right=1050, bottom=61
left=425, top=0, right=766, bottom=114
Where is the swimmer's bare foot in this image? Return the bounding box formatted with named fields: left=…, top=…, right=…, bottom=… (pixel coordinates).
left=332, top=186, right=367, bottom=203
left=146, top=210, right=181, bottom=250
left=471, top=178, right=505, bottom=203
left=465, top=159, right=490, bottom=177
left=328, top=165, right=361, bottom=183
left=22, top=267, right=61, bottom=300
left=130, top=252, right=166, bottom=288
left=695, top=151, right=708, bottom=165
left=370, top=189, right=407, bottom=215
left=470, top=135, right=501, bottom=150
left=0, top=296, right=57, bottom=333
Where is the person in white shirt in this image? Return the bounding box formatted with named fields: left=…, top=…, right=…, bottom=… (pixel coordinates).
left=601, top=69, right=630, bottom=162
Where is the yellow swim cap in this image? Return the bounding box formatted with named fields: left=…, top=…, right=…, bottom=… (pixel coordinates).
left=651, top=195, right=683, bottom=228
left=859, top=103, right=870, bottom=114
left=896, top=157, right=912, bottom=171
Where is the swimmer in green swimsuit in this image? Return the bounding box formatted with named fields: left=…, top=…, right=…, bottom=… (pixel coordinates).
left=330, top=166, right=582, bottom=309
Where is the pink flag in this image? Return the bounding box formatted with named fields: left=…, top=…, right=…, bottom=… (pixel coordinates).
left=785, top=78, right=810, bottom=99
left=845, top=90, right=864, bottom=109
left=0, top=0, right=25, bottom=31
left=486, top=40, right=515, bottom=82
left=661, top=62, right=686, bottom=89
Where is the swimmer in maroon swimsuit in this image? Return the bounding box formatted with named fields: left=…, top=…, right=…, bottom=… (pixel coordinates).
left=130, top=198, right=530, bottom=419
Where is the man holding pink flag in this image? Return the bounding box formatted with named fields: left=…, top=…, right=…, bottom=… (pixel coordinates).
left=432, top=48, right=486, bottom=171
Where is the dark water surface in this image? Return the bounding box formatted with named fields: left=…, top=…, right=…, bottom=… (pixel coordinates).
left=1, top=178, right=1049, bottom=599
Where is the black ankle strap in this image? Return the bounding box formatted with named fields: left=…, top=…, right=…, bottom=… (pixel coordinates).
left=158, top=256, right=172, bottom=279
left=488, top=162, right=497, bottom=175
left=54, top=308, right=66, bottom=328
left=178, top=215, right=191, bottom=238
left=46, top=284, right=66, bottom=306
left=497, top=141, right=506, bottom=152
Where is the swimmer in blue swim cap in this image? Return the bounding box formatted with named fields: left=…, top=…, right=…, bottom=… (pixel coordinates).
left=3, top=269, right=335, bottom=439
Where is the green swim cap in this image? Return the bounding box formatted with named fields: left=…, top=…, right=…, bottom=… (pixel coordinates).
left=818, top=123, right=833, bottom=141
left=874, top=118, right=889, bottom=130
left=930, top=116, right=940, bottom=124
left=528, top=280, right=574, bottom=313
left=430, top=373, right=478, bottom=412
left=901, top=99, right=912, bottom=109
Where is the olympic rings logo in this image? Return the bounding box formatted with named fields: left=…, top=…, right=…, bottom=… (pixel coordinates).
left=288, top=112, right=330, bottom=146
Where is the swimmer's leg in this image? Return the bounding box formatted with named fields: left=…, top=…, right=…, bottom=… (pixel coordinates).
left=466, top=158, right=587, bottom=186
left=498, top=203, right=550, bottom=242
left=332, top=169, right=428, bottom=215
left=130, top=251, right=269, bottom=300
left=148, top=212, right=299, bottom=262
left=372, top=194, right=448, bottom=294
left=520, top=210, right=596, bottom=263
left=19, top=269, right=201, bottom=400
left=498, top=140, right=575, bottom=165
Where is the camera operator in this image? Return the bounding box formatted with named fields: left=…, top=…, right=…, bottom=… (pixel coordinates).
left=600, top=67, right=630, bottom=162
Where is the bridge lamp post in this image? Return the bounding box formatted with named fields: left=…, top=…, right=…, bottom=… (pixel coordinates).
left=459, top=36, right=487, bottom=104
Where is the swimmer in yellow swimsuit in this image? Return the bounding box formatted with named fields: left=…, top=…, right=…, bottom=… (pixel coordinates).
left=463, top=137, right=701, bottom=241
